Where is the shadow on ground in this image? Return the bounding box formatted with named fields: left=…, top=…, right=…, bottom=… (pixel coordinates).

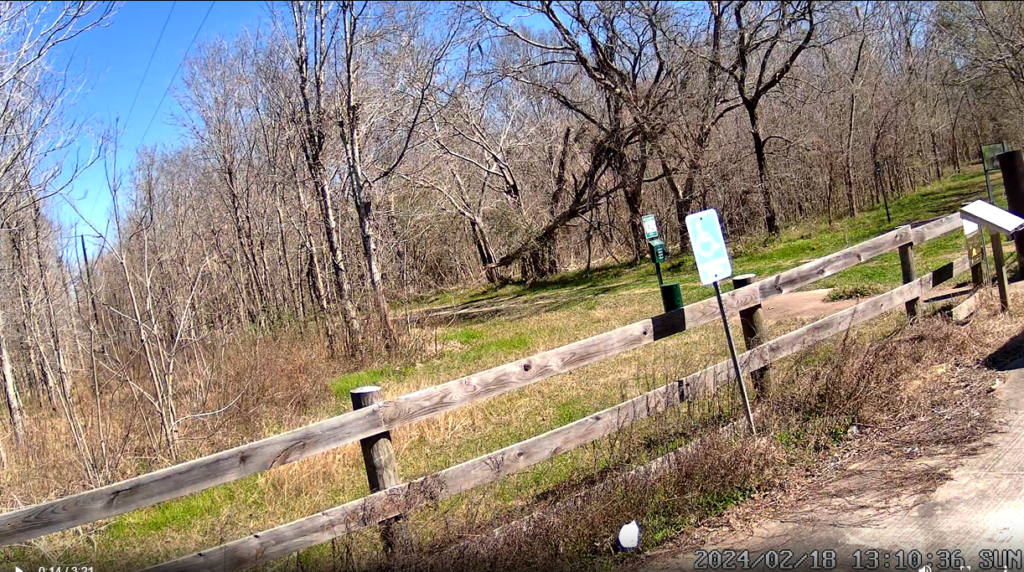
left=984, top=329, right=1024, bottom=372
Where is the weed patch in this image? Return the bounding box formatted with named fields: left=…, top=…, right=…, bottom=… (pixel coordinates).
left=825, top=282, right=887, bottom=302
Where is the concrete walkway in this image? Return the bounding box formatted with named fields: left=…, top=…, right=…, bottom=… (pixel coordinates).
left=642, top=357, right=1024, bottom=571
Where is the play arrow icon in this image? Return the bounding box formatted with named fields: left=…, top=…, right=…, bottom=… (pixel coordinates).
left=16, top=567, right=23, bottom=572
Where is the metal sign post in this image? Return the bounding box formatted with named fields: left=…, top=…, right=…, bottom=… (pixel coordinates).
left=712, top=280, right=755, bottom=434
left=643, top=214, right=683, bottom=312
left=685, top=209, right=756, bottom=435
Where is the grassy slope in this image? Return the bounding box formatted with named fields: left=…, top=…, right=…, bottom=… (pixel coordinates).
left=8, top=166, right=1010, bottom=568
left=418, top=166, right=1011, bottom=310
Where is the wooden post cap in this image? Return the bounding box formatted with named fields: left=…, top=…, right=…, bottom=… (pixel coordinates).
left=351, top=385, right=382, bottom=395
left=351, top=386, right=383, bottom=410
left=732, top=274, right=757, bottom=288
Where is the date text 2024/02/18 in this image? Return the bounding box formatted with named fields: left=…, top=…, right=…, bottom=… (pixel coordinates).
left=690, top=548, right=1021, bottom=570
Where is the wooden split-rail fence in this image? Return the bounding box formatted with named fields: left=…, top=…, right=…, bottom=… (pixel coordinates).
left=0, top=211, right=1014, bottom=572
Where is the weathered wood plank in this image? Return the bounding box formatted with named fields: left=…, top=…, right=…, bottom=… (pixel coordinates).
left=150, top=256, right=967, bottom=572
left=756, top=226, right=912, bottom=298
left=911, top=213, right=963, bottom=245
left=0, top=320, right=670, bottom=546
left=734, top=274, right=771, bottom=395
left=147, top=383, right=684, bottom=572
left=899, top=244, right=921, bottom=318
left=379, top=319, right=656, bottom=428
left=952, top=290, right=983, bottom=321
left=652, top=283, right=761, bottom=340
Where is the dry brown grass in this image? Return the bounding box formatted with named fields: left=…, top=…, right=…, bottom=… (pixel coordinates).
left=0, top=326, right=343, bottom=497
left=1, top=287, right=1019, bottom=571
left=299, top=309, right=1015, bottom=572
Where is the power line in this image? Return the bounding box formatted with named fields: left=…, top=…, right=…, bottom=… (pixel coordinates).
left=123, top=1, right=176, bottom=129
left=137, top=0, right=215, bottom=146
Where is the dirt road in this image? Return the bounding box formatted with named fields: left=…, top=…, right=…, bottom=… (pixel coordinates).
left=638, top=354, right=1024, bottom=571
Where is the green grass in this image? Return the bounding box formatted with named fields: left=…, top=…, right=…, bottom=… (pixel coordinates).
left=406, top=166, right=1002, bottom=325
left=330, top=365, right=411, bottom=401
left=104, top=475, right=263, bottom=541
left=441, top=327, right=485, bottom=344
left=554, top=399, right=590, bottom=426
left=457, top=332, right=533, bottom=364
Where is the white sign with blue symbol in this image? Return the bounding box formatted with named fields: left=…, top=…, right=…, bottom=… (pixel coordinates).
left=685, top=208, right=732, bottom=285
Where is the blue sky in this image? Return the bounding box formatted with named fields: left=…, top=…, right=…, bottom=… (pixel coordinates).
left=56, top=0, right=268, bottom=238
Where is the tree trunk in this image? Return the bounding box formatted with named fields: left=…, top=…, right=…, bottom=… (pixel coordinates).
left=223, top=167, right=269, bottom=320
left=520, top=238, right=558, bottom=282
left=746, top=104, right=780, bottom=235
left=825, top=159, right=836, bottom=226
left=930, top=131, right=943, bottom=181
left=624, top=185, right=644, bottom=262
left=32, top=205, right=72, bottom=405
left=470, top=218, right=499, bottom=284
left=10, top=230, right=57, bottom=409
left=845, top=33, right=866, bottom=218
left=296, top=185, right=337, bottom=355
left=313, top=175, right=363, bottom=349
left=275, top=199, right=303, bottom=321
left=0, top=306, right=25, bottom=444
left=291, top=0, right=363, bottom=351
left=662, top=155, right=696, bottom=254
left=351, top=180, right=396, bottom=347
left=624, top=145, right=649, bottom=262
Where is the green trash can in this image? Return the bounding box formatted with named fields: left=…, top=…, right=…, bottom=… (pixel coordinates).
left=660, top=282, right=684, bottom=312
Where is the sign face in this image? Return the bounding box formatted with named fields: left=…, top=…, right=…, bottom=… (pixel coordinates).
left=642, top=214, right=659, bottom=240
left=982, top=143, right=1008, bottom=172
left=685, top=208, right=732, bottom=285
left=960, top=200, right=1024, bottom=236
left=966, top=232, right=984, bottom=266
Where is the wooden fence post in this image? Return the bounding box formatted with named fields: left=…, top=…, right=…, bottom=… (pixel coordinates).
left=351, top=386, right=406, bottom=554
left=971, top=254, right=985, bottom=289
left=990, top=231, right=1011, bottom=312
left=898, top=244, right=921, bottom=318
left=997, top=150, right=1024, bottom=271
left=732, top=274, right=771, bottom=396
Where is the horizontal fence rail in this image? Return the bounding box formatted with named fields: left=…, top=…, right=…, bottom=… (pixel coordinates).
left=149, top=253, right=972, bottom=572
left=0, top=213, right=968, bottom=556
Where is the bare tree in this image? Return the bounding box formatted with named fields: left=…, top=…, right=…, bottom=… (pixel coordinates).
left=333, top=1, right=459, bottom=346
left=287, top=0, right=364, bottom=351
left=0, top=1, right=113, bottom=443
left=476, top=0, right=683, bottom=263
left=714, top=0, right=816, bottom=235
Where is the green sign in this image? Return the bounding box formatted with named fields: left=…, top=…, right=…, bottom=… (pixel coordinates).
left=648, top=239, right=668, bottom=263
left=642, top=214, right=659, bottom=240
left=982, top=143, right=1009, bottom=172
